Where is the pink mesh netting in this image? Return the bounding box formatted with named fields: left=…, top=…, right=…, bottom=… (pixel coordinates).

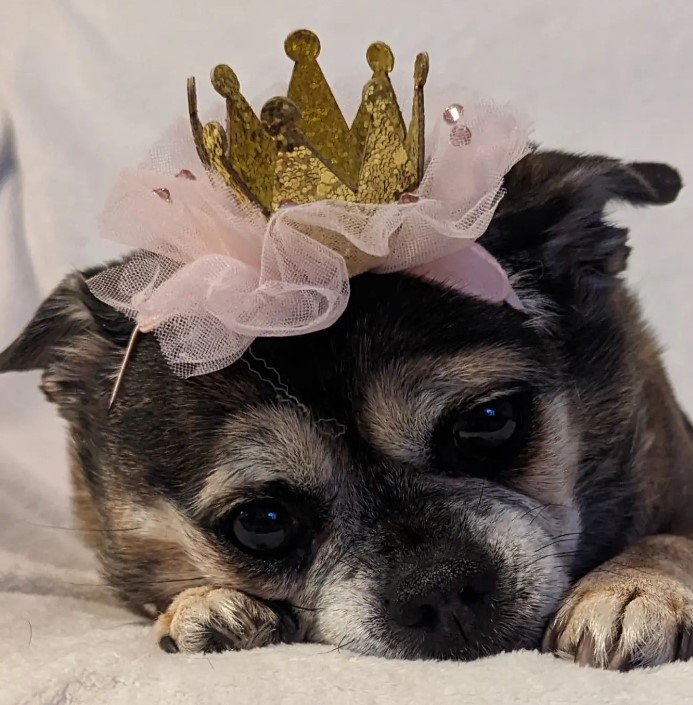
left=87, top=98, right=531, bottom=377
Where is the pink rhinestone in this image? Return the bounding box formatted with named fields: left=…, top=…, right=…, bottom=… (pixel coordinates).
left=443, top=103, right=464, bottom=124
left=152, top=187, right=171, bottom=202
left=399, top=192, right=420, bottom=204
left=175, top=169, right=196, bottom=180
left=450, top=124, right=473, bottom=147
left=278, top=199, right=297, bottom=208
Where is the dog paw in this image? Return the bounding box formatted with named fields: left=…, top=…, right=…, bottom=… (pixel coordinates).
left=542, top=567, right=693, bottom=669
left=154, top=587, right=299, bottom=654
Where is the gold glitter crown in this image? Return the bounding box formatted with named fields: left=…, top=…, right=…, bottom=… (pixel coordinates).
left=187, top=29, right=429, bottom=217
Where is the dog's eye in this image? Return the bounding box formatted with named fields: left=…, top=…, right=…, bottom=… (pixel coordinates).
left=433, top=391, right=532, bottom=477
left=454, top=398, right=519, bottom=448
left=228, top=500, right=297, bottom=557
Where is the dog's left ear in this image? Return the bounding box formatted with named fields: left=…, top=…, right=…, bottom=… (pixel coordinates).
left=482, top=150, right=683, bottom=293
left=0, top=267, right=130, bottom=374
left=0, top=268, right=133, bottom=414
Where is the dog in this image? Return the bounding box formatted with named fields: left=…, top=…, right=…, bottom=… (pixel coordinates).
left=1, top=148, right=692, bottom=669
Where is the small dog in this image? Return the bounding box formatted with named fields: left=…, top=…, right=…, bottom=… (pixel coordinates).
left=2, top=149, right=692, bottom=669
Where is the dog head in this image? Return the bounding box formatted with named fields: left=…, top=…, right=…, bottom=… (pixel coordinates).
left=0, top=149, right=681, bottom=659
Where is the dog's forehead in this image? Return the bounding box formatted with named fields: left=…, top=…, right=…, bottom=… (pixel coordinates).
left=118, top=272, right=548, bottom=507
left=191, top=404, right=336, bottom=517
left=202, top=345, right=536, bottom=489
left=247, top=272, right=542, bottom=384
left=226, top=273, right=547, bottom=440
left=193, top=278, right=545, bottom=486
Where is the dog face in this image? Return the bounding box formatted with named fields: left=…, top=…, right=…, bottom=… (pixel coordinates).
left=0, top=150, right=681, bottom=660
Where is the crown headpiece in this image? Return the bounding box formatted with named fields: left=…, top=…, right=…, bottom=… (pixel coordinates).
left=188, top=29, right=428, bottom=215
left=87, top=29, right=531, bottom=398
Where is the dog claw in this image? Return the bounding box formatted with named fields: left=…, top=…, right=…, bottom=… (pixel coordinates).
left=676, top=627, right=693, bottom=661
left=159, top=635, right=179, bottom=654
left=574, top=632, right=597, bottom=667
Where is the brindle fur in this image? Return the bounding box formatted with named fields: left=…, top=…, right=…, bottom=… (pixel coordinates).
left=1, top=149, right=691, bottom=668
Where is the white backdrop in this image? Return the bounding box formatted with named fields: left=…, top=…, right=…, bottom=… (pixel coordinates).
left=0, top=2, right=692, bottom=701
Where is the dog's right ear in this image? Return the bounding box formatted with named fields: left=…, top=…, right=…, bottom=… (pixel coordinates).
left=481, top=150, right=682, bottom=305
left=0, top=269, right=130, bottom=374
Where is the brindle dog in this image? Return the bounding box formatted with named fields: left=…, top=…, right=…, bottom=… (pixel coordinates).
left=1, top=149, right=691, bottom=669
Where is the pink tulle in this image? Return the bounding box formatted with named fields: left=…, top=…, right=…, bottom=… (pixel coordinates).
left=87, top=98, right=531, bottom=377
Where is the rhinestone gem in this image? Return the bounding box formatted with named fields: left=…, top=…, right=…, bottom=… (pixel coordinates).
left=450, top=124, right=473, bottom=146
left=152, top=187, right=172, bottom=202
left=175, top=169, right=196, bottom=180
left=443, top=103, right=464, bottom=124
left=399, top=192, right=420, bottom=204
left=278, top=199, right=297, bottom=208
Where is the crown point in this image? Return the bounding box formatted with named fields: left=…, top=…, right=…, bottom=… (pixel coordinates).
left=414, top=52, right=429, bottom=87
left=211, top=64, right=240, bottom=97
left=285, top=29, right=321, bottom=62
left=361, top=78, right=391, bottom=114
left=202, top=121, right=227, bottom=157
left=187, top=77, right=198, bottom=112
left=366, top=42, right=394, bottom=73
left=260, top=97, right=300, bottom=136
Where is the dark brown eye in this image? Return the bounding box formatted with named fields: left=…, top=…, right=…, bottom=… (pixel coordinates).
left=433, top=391, right=532, bottom=477
left=453, top=397, right=519, bottom=449
left=229, top=501, right=297, bottom=557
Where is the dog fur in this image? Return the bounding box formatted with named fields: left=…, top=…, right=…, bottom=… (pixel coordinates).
left=2, top=148, right=692, bottom=669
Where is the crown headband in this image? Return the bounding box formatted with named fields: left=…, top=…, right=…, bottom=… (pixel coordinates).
left=87, top=30, right=531, bottom=402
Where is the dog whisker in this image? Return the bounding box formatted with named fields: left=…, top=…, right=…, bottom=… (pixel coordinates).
left=524, top=549, right=589, bottom=570
left=0, top=516, right=144, bottom=533
left=66, top=576, right=207, bottom=588
left=318, top=634, right=356, bottom=655
left=475, top=485, right=485, bottom=513
left=532, top=532, right=583, bottom=554
left=283, top=601, right=323, bottom=613
left=103, top=619, right=151, bottom=630
left=24, top=618, right=33, bottom=648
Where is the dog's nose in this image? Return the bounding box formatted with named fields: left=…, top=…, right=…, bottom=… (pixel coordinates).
left=386, top=558, right=498, bottom=653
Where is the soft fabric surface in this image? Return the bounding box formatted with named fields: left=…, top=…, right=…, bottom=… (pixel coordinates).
left=1, top=1, right=692, bottom=702
left=4, top=588, right=693, bottom=705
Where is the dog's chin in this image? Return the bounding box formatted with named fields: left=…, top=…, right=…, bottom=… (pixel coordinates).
left=335, top=616, right=547, bottom=661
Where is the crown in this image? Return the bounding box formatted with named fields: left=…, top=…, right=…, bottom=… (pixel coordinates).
left=187, top=29, right=429, bottom=219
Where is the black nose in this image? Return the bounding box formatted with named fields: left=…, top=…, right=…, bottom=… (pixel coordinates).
left=386, top=558, right=498, bottom=655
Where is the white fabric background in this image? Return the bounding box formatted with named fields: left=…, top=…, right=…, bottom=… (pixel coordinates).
left=0, top=1, right=692, bottom=702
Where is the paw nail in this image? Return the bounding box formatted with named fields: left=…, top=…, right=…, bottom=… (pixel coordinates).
left=159, top=635, right=179, bottom=653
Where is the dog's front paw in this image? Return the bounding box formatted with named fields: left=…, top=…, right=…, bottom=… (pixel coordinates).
left=542, top=567, right=693, bottom=669
left=154, top=587, right=298, bottom=654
